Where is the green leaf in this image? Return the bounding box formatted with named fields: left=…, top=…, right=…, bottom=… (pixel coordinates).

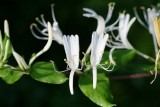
left=0, top=66, right=11, bottom=77
left=113, top=49, right=136, bottom=66
left=30, top=62, right=68, bottom=84
left=79, top=70, right=115, bottom=107
left=138, top=64, right=155, bottom=72
left=2, top=69, right=23, bottom=84
left=84, top=54, right=90, bottom=65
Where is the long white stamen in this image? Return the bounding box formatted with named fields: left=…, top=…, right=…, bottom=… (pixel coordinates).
left=31, top=24, right=48, bottom=36
left=40, top=14, right=48, bottom=27
left=30, top=24, right=48, bottom=40
left=133, top=7, right=148, bottom=29
left=105, top=2, right=115, bottom=23
left=141, top=7, right=148, bottom=22
left=51, top=4, right=57, bottom=22
left=105, top=18, right=119, bottom=32
left=35, top=17, right=47, bottom=27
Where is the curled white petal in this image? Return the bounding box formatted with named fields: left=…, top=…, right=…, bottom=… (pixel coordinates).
left=29, top=22, right=53, bottom=66
left=12, top=49, right=29, bottom=70
left=83, top=8, right=105, bottom=36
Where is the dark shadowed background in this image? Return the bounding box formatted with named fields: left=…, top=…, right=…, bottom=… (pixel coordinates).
left=0, top=0, right=160, bottom=107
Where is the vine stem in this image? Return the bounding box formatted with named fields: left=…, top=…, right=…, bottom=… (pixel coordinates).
left=109, top=72, right=160, bottom=80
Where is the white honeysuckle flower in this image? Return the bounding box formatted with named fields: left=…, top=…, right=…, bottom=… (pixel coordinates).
left=63, top=35, right=79, bottom=95
left=4, top=20, right=10, bottom=37
left=106, top=13, right=136, bottom=65
left=83, top=8, right=105, bottom=36
left=2, top=20, right=10, bottom=62
left=29, top=22, right=53, bottom=66
left=90, top=31, right=110, bottom=89
left=12, top=22, right=52, bottom=69
left=134, top=5, right=160, bottom=55
left=83, top=3, right=118, bottom=56
left=3, top=20, right=53, bottom=69
left=1, top=20, right=28, bottom=69
left=30, top=4, right=63, bottom=45
left=150, top=17, right=160, bottom=84
left=83, top=3, right=115, bottom=36
left=12, top=49, right=29, bottom=70
left=118, top=13, right=136, bottom=49
left=154, top=17, right=160, bottom=47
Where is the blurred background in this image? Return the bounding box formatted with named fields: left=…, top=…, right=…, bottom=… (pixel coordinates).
left=0, top=0, right=160, bottom=107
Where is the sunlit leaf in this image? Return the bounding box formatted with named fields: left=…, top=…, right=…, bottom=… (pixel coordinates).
left=0, top=66, right=11, bottom=77
left=30, top=62, right=68, bottom=84
left=138, top=64, right=155, bottom=72
left=2, top=69, right=24, bottom=84
left=113, top=49, right=136, bottom=65
left=79, top=70, right=115, bottom=107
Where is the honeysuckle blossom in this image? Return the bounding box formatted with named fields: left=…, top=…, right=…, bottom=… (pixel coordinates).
left=2, top=20, right=11, bottom=62
left=83, top=3, right=116, bottom=55
left=150, top=17, right=160, bottom=84
left=134, top=5, right=160, bottom=55
left=83, top=2, right=115, bottom=36
left=12, top=49, right=29, bottom=70
left=2, top=20, right=28, bottom=70
left=154, top=17, right=160, bottom=47
left=63, top=35, right=80, bottom=95
left=0, top=20, right=12, bottom=68
left=106, top=13, right=136, bottom=65
left=83, top=5, right=154, bottom=65
left=12, top=22, right=53, bottom=69
left=30, top=4, right=63, bottom=45
left=83, top=8, right=105, bottom=37
left=29, top=22, right=53, bottom=66
left=90, top=31, right=109, bottom=89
